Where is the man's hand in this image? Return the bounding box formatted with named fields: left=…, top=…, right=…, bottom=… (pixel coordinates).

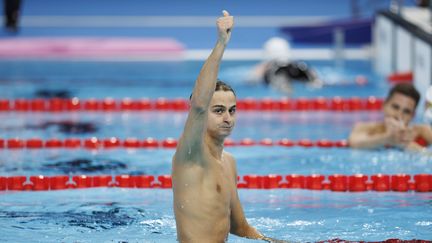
left=398, top=127, right=416, bottom=146
left=384, top=117, right=405, bottom=146
left=384, top=117, right=416, bottom=148
left=216, top=10, right=234, bottom=45
left=384, top=117, right=404, bottom=134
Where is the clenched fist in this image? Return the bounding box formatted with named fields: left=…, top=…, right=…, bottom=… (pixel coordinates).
left=216, top=10, right=234, bottom=45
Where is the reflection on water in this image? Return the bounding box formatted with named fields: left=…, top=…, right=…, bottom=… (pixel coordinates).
left=44, top=158, right=130, bottom=174
left=0, top=194, right=177, bottom=242
left=34, top=89, right=72, bottom=99
left=0, top=189, right=430, bottom=242
left=3, top=120, right=98, bottom=135
left=1, top=203, right=139, bottom=231
left=28, top=121, right=98, bottom=135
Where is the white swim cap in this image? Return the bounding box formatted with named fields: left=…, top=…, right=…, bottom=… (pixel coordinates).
left=263, top=37, right=291, bottom=61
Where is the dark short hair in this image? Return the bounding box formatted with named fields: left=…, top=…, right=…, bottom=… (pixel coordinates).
left=386, top=83, right=420, bottom=108
left=190, top=79, right=236, bottom=100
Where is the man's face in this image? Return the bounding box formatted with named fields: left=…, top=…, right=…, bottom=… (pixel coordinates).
left=207, top=91, right=236, bottom=138
left=383, top=92, right=416, bottom=125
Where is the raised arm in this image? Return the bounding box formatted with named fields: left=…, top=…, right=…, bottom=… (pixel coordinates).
left=349, top=118, right=408, bottom=149
left=348, top=122, right=391, bottom=149
left=174, top=10, right=234, bottom=163
left=190, top=10, right=232, bottom=111
left=414, top=124, right=432, bottom=145
left=405, top=124, right=432, bottom=152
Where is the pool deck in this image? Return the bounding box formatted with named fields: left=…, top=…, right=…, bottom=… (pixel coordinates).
left=0, top=0, right=415, bottom=49
left=0, top=1, right=422, bottom=61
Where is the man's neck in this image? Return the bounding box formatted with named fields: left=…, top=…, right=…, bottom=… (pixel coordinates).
left=205, top=134, right=225, bottom=160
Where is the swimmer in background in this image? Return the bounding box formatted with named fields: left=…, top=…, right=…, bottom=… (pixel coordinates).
left=172, top=10, right=288, bottom=243
left=3, top=0, right=22, bottom=32
left=247, top=37, right=368, bottom=94
left=349, top=83, right=432, bottom=152
left=247, top=37, right=323, bottom=93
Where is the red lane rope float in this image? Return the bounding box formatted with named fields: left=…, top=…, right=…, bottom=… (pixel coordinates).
left=317, top=239, right=430, bottom=243
left=0, top=138, right=349, bottom=150
left=1, top=174, right=431, bottom=192
left=387, top=71, right=413, bottom=83
left=0, top=97, right=384, bottom=112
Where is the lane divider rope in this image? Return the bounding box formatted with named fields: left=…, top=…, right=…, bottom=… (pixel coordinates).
left=0, top=97, right=383, bottom=112
left=0, top=137, right=348, bottom=149
left=1, top=174, right=431, bottom=192
left=317, top=239, right=430, bottom=243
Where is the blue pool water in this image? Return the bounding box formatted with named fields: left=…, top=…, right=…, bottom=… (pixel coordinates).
left=0, top=111, right=381, bottom=140
left=0, top=60, right=431, bottom=242
left=0, top=60, right=388, bottom=99
left=1, top=189, right=431, bottom=243
left=1, top=146, right=432, bottom=178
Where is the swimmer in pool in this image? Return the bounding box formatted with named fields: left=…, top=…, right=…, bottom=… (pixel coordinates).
left=349, top=83, right=432, bottom=151
left=247, top=37, right=323, bottom=93
left=4, top=0, right=22, bottom=32
left=172, top=10, right=289, bottom=243
left=247, top=37, right=369, bottom=94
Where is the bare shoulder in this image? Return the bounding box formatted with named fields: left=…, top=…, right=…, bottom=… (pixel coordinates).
left=412, top=124, right=431, bottom=131
left=223, top=151, right=236, bottom=163
left=223, top=150, right=234, bottom=159
left=355, top=121, right=385, bottom=132
left=223, top=151, right=238, bottom=170
left=412, top=124, right=432, bottom=141
left=354, top=121, right=381, bottom=129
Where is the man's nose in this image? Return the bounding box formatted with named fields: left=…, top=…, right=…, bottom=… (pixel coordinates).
left=222, top=112, right=232, bottom=122
left=394, top=110, right=403, bottom=119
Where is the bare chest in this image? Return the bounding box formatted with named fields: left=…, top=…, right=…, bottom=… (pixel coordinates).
left=173, top=158, right=235, bottom=204
left=203, top=161, right=233, bottom=199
